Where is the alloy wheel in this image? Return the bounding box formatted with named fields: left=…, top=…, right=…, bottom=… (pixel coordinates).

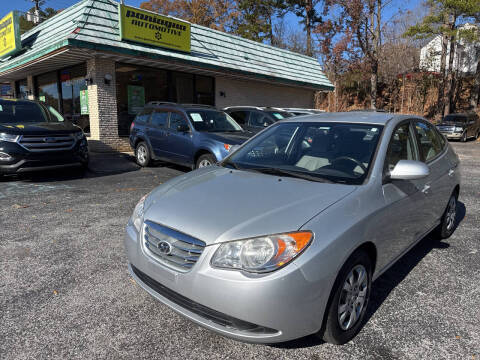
left=137, top=145, right=147, bottom=164
left=338, top=264, right=368, bottom=331
left=198, top=159, right=212, bottom=168
left=445, top=196, right=457, bottom=231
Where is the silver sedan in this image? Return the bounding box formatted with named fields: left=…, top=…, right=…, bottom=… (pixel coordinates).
left=125, top=112, right=460, bottom=345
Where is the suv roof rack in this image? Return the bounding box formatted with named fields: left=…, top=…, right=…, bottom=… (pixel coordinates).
left=146, top=101, right=178, bottom=106
left=223, top=106, right=264, bottom=110
left=181, top=103, right=216, bottom=109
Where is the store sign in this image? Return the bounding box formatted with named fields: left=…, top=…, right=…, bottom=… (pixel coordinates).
left=0, top=11, right=21, bottom=58
left=127, top=85, right=145, bottom=115
left=80, top=90, right=89, bottom=115
left=119, top=4, right=191, bottom=53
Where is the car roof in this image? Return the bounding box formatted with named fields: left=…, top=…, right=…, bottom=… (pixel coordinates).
left=143, top=102, right=217, bottom=111
left=279, top=111, right=399, bottom=125
left=223, top=106, right=286, bottom=111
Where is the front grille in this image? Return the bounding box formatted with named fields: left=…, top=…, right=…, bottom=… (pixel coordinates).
left=437, top=126, right=454, bottom=133
left=19, top=134, right=75, bottom=152
left=143, top=220, right=206, bottom=272
left=131, top=265, right=278, bottom=334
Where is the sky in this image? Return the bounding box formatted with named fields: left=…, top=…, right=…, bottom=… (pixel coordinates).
left=0, top=0, right=418, bottom=37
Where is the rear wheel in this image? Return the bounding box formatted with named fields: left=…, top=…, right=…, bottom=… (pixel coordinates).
left=135, top=142, right=150, bottom=167
left=435, top=192, right=458, bottom=239
left=320, top=250, right=372, bottom=345
left=196, top=153, right=216, bottom=169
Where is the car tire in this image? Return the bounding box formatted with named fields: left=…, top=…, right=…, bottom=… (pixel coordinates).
left=461, top=132, right=467, bottom=142
left=475, top=130, right=479, bottom=140
left=320, top=250, right=372, bottom=345
left=435, top=191, right=458, bottom=239
left=196, top=153, right=216, bottom=169
left=135, top=142, right=150, bottom=167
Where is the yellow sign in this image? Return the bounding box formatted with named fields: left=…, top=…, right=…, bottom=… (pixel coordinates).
left=119, top=5, right=191, bottom=53
left=0, top=11, right=21, bottom=58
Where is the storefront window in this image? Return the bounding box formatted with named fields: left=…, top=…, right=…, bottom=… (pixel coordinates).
left=172, top=72, right=194, bottom=103
left=60, top=64, right=90, bottom=133
left=115, top=63, right=215, bottom=137
left=15, top=79, right=28, bottom=99
left=35, top=71, right=60, bottom=111
left=116, top=64, right=169, bottom=136
left=195, top=75, right=214, bottom=105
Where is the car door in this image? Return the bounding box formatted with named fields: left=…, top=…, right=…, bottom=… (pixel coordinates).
left=413, top=120, right=452, bottom=228
left=147, top=110, right=169, bottom=158
left=376, top=120, right=427, bottom=269
left=164, top=111, right=195, bottom=166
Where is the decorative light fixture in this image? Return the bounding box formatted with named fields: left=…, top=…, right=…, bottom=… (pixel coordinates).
left=104, top=74, right=113, bottom=85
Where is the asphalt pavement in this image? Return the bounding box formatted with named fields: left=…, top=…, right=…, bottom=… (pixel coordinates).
left=1, top=142, right=479, bottom=360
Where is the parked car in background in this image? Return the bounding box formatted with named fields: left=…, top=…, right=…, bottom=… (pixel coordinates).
left=224, top=106, right=293, bottom=133
left=280, top=108, right=325, bottom=115
left=0, top=98, right=89, bottom=176
left=437, top=112, right=480, bottom=142
left=125, top=112, right=460, bottom=345
left=129, top=102, right=251, bottom=169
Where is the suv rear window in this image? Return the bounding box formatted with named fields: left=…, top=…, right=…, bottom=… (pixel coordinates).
left=0, top=100, right=49, bottom=124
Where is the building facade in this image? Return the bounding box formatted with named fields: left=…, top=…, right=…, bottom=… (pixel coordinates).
left=420, top=24, right=480, bottom=76
left=0, top=0, right=333, bottom=152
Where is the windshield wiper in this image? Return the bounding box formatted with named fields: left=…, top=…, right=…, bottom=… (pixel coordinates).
left=246, top=167, right=334, bottom=183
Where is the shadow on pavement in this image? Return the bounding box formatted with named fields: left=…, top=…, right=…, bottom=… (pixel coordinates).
left=271, top=201, right=466, bottom=349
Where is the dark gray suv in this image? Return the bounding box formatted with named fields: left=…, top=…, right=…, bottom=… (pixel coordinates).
left=437, top=112, right=480, bottom=142
left=223, top=106, right=293, bottom=134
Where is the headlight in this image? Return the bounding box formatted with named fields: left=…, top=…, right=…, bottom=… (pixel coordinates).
left=0, top=133, right=19, bottom=142
left=211, top=232, right=313, bottom=273
left=454, top=127, right=463, bottom=133
left=130, top=194, right=147, bottom=232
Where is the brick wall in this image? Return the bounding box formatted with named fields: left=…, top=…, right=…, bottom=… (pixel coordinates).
left=215, top=77, right=315, bottom=109
left=86, top=57, right=130, bottom=152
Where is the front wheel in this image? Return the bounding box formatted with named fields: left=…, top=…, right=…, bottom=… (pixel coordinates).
left=320, top=250, right=372, bottom=345
left=435, top=192, right=458, bottom=239
left=196, top=153, right=216, bottom=169
left=135, top=142, right=150, bottom=167
left=461, top=131, right=467, bottom=142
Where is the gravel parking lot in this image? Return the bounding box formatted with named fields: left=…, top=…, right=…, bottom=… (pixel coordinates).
left=1, top=142, right=479, bottom=360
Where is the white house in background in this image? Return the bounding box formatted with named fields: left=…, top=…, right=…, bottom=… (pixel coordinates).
left=420, top=23, right=480, bottom=75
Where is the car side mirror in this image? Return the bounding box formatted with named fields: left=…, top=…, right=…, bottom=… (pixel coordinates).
left=389, top=160, right=430, bottom=180
left=177, top=124, right=190, bottom=132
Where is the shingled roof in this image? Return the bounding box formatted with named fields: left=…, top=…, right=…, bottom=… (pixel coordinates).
left=0, top=0, right=334, bottom=91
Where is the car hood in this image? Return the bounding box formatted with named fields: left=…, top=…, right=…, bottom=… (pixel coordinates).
left=0, top=122, right=81, bottom=135
left=143, top=166, right=357, bottom=245
left=201, top=131, right=252, bottom=145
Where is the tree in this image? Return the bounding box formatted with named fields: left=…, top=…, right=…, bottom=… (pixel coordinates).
left=233, top=0, right=285, bottom=43
left=320, top=0, right=383, bottom=109
left=140, top=0, right=238, bottom=32
left=19, top=6, right=58, bottom=33
left=280, top=0, right=324, bottom=56
left=405, top=0, right=480, bottom=116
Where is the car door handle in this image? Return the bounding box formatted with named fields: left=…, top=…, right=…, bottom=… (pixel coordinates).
left=421, top=184, right=431, bottom=194
left=448, top=168, right=455, bottom=177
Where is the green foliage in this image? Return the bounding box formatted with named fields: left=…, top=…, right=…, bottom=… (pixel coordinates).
left=234, top=0, right=275, bottom=42
left=19, top=7, right=58, bottom=33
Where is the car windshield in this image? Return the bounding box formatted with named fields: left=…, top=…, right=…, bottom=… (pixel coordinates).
left=442, top=115, right=467, bottom=124
left=265, top=110, right=293, bottom=119
left=224, top=122, right=383, bottom=185
left=0, top=100, right=62, bottom=124
left=187, top=110, right=243, bottom=132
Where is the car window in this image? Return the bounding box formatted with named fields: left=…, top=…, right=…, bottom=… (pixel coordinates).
left=135, top=109, right=153, bottom=125
left=385, top=122, right=416, bottom=172
left=169, top=112, right=189, bottom=131
left=0, top=100, right=49, bottom=124
left=227, top=122, right=382, bottom=185
left=187, top=110, right=242, bottom=132
left=250, top=112, right=274, bottom=128
left=150, top=110, right=167, bottom=128
left=414, top=121, right=443, bottom=162
left=228, top=111, right=248, bottom=125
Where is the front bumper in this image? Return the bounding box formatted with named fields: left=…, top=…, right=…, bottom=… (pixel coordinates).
left=125, top=224, right=329, bottom=343
left=440, top=131, right=463, bottom=139
left=0, top=139, right=89, bottom=174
